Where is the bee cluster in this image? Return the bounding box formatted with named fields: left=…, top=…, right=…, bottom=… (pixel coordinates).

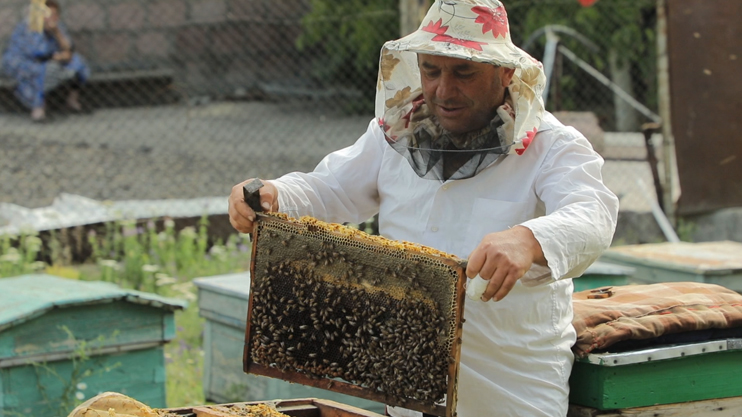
left=247, top=219, right=462, bottom=405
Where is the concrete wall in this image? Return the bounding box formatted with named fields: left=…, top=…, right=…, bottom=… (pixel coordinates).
left=0, top=0, right=311, bottom=96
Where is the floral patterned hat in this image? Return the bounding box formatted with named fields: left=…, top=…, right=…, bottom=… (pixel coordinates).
left=376, top=0, right=546, bottom=162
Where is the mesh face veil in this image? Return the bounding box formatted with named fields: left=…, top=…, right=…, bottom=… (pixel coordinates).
left=375, top=0, right=547, bottom=181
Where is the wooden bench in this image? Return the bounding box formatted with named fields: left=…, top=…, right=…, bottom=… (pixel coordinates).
left=0, top=67, right=174, bottom=89
left=0, top=68, right=177, bottom=108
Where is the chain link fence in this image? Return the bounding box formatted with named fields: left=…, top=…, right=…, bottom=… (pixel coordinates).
left=0, top=0, right=663, bottom=239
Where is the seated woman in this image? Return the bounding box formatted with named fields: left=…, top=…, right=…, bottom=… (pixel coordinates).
left=2, top=0, right=90, bottom=121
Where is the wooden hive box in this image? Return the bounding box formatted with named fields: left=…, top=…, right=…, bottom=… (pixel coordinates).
left=166, top=398, right=384, bottom=416
left=601, top=241, right=742, bottom=292
left=193, top=273, right=385, bottom=413
left=0, top=274, right=185, bottom=417
left=569, top=339, right=742, bottom=410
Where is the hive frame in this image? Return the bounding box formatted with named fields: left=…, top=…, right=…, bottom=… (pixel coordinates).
left=243, top=215, right=466, bottom=417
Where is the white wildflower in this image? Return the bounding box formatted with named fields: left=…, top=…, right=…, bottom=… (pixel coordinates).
left=0, top=249, right=21, bottom=263
left=77, top=382, right=87, bottom=390
left=155, top=273, right=177, bottom=286
left=141, top=264, right=159, bottom=273
left=24, top=236, right=42, bottom=250
left=98, top=259, right=121, bottom=270
left=75, top=391, right=85, bottom=400
left=209, top=245, right=226, bottom=256
left=30, top=261, right=46, bottom=270
left=179, top=226, right=196, bottom=238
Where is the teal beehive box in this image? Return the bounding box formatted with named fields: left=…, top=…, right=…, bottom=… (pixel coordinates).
left=194, top=273, right=385, bottom=414
left=572, top=261, right=635, bottom=292
left=0, top=274, right=186, bottom=417
left=601, top=241, right=742, bottom=292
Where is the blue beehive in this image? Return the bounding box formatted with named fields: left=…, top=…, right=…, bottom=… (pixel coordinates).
left=0, top=274, right=186, bottom=417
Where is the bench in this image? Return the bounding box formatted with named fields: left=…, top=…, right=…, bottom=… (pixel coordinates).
left=0, top=67, right=174, bottom=89
left=0, top=68, right=177, bottom=109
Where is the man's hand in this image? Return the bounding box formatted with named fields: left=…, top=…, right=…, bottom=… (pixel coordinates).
left=52, top=50, right=71, bottom=62
left=466, top=226, right=546, bottom=302
left=228, top=179, right=278, bottom=233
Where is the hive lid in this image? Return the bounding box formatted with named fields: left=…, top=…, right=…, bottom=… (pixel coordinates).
left=0, top=274, right=186, bottom=332
left=581, top=261, right=635, bottom=277
left=603, top=241, right=742, bottom=274
left=194, top=272, right=251, bottom=299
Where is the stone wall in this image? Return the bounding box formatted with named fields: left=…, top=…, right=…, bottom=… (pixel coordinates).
left=0, top=0, right=312, bottom=96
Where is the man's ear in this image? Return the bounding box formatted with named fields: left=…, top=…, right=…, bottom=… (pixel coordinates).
left=501, top=67, right=516, bottom=88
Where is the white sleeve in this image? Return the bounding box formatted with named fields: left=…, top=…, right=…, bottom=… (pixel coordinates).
left=520, top=127, right=619, bottom=281
left=271, top=119, right=384, bottom=224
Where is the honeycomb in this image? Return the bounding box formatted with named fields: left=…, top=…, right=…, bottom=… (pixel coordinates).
left=245, top=214, right=465, bottom=411
left=203, top=404, right=291, bottom=417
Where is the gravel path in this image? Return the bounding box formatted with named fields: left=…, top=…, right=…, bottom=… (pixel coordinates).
left=0, top=101, right=372, bottom=208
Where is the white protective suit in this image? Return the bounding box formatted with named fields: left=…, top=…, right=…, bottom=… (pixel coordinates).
left=269, top=0, right=619, bottom=414
left=272, top=111, right=618, bottom=416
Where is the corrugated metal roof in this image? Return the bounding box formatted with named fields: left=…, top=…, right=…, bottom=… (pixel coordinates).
left=0, top=274, right=187, bottom=332
left=0, top=193, right=226, bottom=235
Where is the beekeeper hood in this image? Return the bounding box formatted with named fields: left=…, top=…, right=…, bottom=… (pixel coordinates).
left=376, top=0, right=546, bottom=180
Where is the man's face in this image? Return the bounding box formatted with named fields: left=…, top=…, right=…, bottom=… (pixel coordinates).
left=418, top=54, right=515, bottom=135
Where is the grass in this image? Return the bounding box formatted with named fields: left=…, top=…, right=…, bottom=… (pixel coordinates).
left=0, top=216, right=251, bottom=410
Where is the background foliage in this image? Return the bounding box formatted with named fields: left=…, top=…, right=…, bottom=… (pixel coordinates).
left=298, top=0, right=400, bottom=113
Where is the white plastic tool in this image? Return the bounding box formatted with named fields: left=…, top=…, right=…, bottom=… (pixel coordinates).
left=465, top=264, right=554, bottom=301
left=465, top=275, right=490, bottom=301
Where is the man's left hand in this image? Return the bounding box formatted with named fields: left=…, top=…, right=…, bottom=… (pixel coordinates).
left=466, top=226, right=546, bottom=302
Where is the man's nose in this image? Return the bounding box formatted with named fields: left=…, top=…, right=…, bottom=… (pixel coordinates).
left=435, top=73, right=458, bottom=101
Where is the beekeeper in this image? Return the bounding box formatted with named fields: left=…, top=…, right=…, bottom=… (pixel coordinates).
left=228, top=0, right=618, bottom=415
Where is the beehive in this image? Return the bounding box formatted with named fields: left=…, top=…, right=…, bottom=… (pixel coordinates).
left=572, top=261, right=634, bottom=292
left=167, top=398, right=384, bottom=417
left=569, top=339, right=742, bottom=410
left=244, top=214, right=467, bottom=417
left=601, top=241, right=742, bottom=292
left=0, top=274, right=185, bottom=417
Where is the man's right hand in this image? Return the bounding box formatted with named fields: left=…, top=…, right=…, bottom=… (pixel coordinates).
left=228, top=178, right=278, bottom=233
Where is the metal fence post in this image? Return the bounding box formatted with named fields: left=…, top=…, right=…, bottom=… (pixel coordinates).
left=656, top=0, right=677, bottom=224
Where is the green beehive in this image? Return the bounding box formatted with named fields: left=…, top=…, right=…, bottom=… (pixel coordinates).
left=601, top=241, right=742, bottom=292
left=194, top=273, right=385, bottom=414
left=569, top=339, right=742, bottom=410
left=0, top=274, right=186, bottom=417
left=572, top=261, right=635, bottom=292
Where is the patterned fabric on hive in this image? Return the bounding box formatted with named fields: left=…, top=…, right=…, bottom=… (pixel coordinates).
left=572, top=282, right=742, bottom=357
left=376, top=0, right=546, bottom=180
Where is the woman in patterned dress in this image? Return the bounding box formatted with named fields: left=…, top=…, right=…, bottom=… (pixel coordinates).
left=2, top=0, right=90, bottom=121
